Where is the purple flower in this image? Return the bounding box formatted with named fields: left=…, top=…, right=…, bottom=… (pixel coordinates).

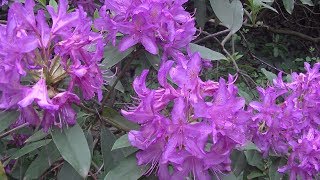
left=122, top=52, right=250, bottom=179
left=0, top=0, right=104, bottom=131
left=42, top=92, right=80, bottom=131
left=18, top=79, right=58, bottom=110
left=95, top=0, right=196, bottom=55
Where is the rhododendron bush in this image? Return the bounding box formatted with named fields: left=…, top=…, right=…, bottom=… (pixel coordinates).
left=0, top=0, right=319, bottom=179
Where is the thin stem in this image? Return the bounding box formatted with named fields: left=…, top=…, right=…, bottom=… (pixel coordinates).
left=0, top=123, right=30, bottom=139
left=100, top=49, right=142, bottom=113
left=193, top=29, right=230, bottom=44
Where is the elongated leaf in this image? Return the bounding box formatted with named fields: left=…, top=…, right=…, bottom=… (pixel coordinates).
left=5, top=139, right=51, bottom=165
left=25, top=130, right=48, bottom=143
left=57, top=162, right=83, bottom=180
left=49, top=0, right=58, bottom=11
left=282, top=0, right=295, bottom=14
left=103, top=107, right=139, bottom=131
left=261, top=68, right=277, bottom=83
left=195, top=0, right=207, bottom=28
left=104, top=154, right=148, bottom=180
left=101, top=127, right=125, bottom=174
left=209, top=0, right=244, bottom=33
left=51, top=124, right=91, bottom=178
left=269, top=157, right=286, bottom=180
left=300, top=0, right=314, bottom=6
left=189, top=43, right=226, bottom=61
left=103, top=70, right=125, bottom=93
left=103, top=45, right=134, bottom=69
left=24, top=142, right=61, bottom=179
left=231, top=150, right=247, bottom=176
left=0, top=111, right=20, bottom=133
left=37, top=0, right=46, bottom=6
left=145, top=52, right=161, bottom=70
left=244, top=150, right=265, bottom=171
left=112, top=134, right=131, bottom=150
left=0, top=161, right=7, bottom=180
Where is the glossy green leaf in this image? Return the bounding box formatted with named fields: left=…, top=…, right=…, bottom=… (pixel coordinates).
left=244, top=150, right=265, bottom=171
left=102, top=45, right=134, bottom=69
left=24, top=130, right=48, bottom=143
left=300, top=0, right=314, bottom=6
left=103, top=107, right=139, bottom=131
left=231, top=150, right=247, bottom=177
left=195, top=0, right=207, bottom=28
left=104, top=154, right=148, bottom=180
left=282, top=0, right=295, bottom=14
left=37, top=0, right=46, bottom=6
left=145, top=52, right=161, bottom=70
left=103, top=69, right=125, bottom=93
left=209, top=0, right=244, bottom=33
left=261, top=68, right=277, bottom=83
left=0, top=161, right=7, bottom=180
left=57, top=162, right=83, bottom=180
left=51, top=124, right=91, bottom=178
left=101, top=127, right=125, bottom=174
left=242, top=141, right=261, bottom=152
left=189, top=43, right=226, bottom=61
left=0, top=111, right=20, bottom=133
left=269, top=157, right=286, bottom=180
left=24, top=142, right=61, bottom=179
left=5, top=139, right=51, bottom=166
left=112, top=134, right=131, bottom=150
left=247, top=171, right=264, bottom=179
left=49, top=0, right=58, bottom=11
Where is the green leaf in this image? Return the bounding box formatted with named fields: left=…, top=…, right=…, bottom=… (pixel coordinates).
left=300, top=0, right=314, bottom=6
left=102, top=45, right=134, bottom=69
left=269, top=157, right=286, bottom=180
left=49, top=0, right=58, bottom=12
left=282, top=0, right=295, bottom=14
left=247, top=171, right=265, bottom=179
left=189, top=43, right=226, bottom=61
left=104, top=154, right=148, bottom=180
left=242, top=141, right=261, bottom=152
left=24, top=142, right=61, bottom=179
left=254, top=0, right=278, bottom=13
left=5, top=139, right=51, bottom=165
left=103, top=107, right=139, bottom=131
left=51, top=124, right=91, bottom=178
left=145, top=52, right=161, bottom=70
left=261, top=68, right=277, bottom=83
left=112, top=134, right=131, bottom=150
left=231, top=150, right=247, bottom=176
left=57, top=162, right=83, bottom=180
left=37, top=0, right=46, bottom=6
left=195, top=0, right=207, bottom=28
left=103, top=69, right=125, bottom=93
left=244, top=150, right=265, bottom=171
left=101, top=127, right=125, bottom=174
left=0, top=161, right=7, bottom=180
left=0, top=111, right=20, bottom=133
left=25, top=130, right=48, bottom=143
left=209, top=0, right=244, bottom=33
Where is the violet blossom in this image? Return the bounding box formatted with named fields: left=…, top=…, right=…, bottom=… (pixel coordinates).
left=0, top=0, right=104, bottom=131
left=94, top=0, right=196, bottom=56
left=122, top=52, right=251, bottom=179
left=250, top=62, right=320, bottom=179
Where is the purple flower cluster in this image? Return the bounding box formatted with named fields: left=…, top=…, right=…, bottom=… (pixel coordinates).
left=0, top=0, right=104, bottom=131
left=250, top=62, right=320, bottom=179
left=121, top=52, right=251, bottom=179
left=94, top=0, right=196, bottom=57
